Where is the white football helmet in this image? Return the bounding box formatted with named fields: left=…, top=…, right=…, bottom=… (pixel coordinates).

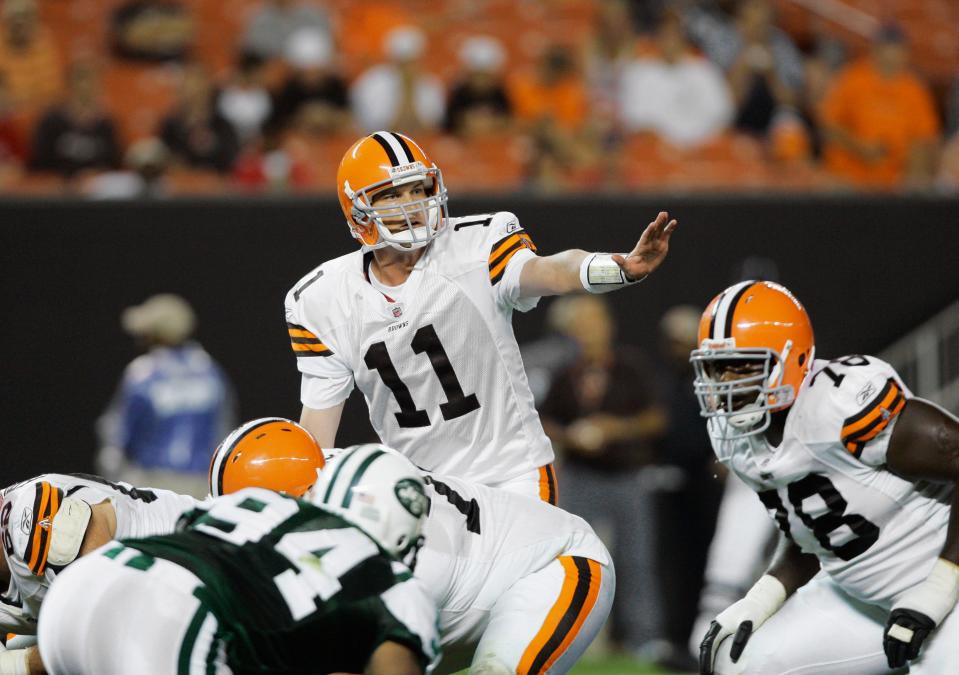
left=309, top=444, right=428, bottom=569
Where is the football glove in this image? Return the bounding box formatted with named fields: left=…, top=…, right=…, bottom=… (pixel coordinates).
left=699, top=574, right=786, bottom=675
left=883, top=557, right=959, bottom=669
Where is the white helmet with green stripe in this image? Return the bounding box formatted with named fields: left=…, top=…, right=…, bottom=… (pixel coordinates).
left=309, top=444, right=428, bottom=568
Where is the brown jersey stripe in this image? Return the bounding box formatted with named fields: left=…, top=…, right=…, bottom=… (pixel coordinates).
left=33, top=487, right=60, bottom=576
left=23, top=482, right=48, bottom=573
left=538, top=464, right=558, bottom=506
left=841, top=379, right=905, bottom=450
left=490, top=235, right=535, bottom=285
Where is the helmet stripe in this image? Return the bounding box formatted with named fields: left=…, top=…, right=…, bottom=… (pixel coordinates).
left=371, top=131, right=413, bottom=166
left=341, top=448, right=387, bottom=508
left=210, top=417, right=284, bottom=497
left=713, top=280, right=755, bottom=340
left=391, top=133, right=416, bottom=163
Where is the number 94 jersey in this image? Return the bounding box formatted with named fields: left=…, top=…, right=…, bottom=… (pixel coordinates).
left=712, top=356, right=951, bottom=607
left=285, top=212, right=554, bottom=485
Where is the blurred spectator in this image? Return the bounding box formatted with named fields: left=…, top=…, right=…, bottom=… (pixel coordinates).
left=350, top=25, right=445, bottom=133
left=619, top=11, right=733, bottom=147
left=338, top=2, right=413, bottom=74
left=217, top=53, right=273, bottom=144
left=820, top=23, right=940, bottom=189
left=159, top=64, right=240, bottom=173
left=584, top=0, right=637, bottom=130
left=540, top=295, right=667, bottom=655
left=29, top=60, right=122, bottom=178
left=240, top=0, right=332, bottom=61
left=0, top=0, right=62, bottom=111
left=686, top=0, right=804, bottom=136
left=97, top=294, right=236, bottom=498
left=82, top=137, right=170, bottom=199
left=0, top=71, right=26, bottom=165
left=647, top=305, right=722, bottom=671
left=111, top=0, right=194, bottom=63
left=270, top=28, right=349, bottom=136
left=232, top=129, right=312, bottom=192
left=444, top=36, right=512, bottom=137
left=510, top=44, right=588, bottom=132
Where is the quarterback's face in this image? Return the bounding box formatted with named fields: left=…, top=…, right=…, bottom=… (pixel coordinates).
left=370, top=180, right=430, bottom=231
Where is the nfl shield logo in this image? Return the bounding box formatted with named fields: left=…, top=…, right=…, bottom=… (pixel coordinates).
left=391, top=304, right=403, bottom=318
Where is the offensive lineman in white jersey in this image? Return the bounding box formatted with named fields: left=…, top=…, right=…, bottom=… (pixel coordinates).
left=691, top=281, right=959, bottom=674
left=0, top=473, right=201, bottom=673
left=284, top=130, right=677, bottom=500
left=209, top=418, right=615, bottom=674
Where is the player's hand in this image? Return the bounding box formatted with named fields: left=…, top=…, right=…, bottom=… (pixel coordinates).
left=882, top=558, right=959, bottom=668
left=883, top=608, right=935, bottom=668
left=699, top=575, right=785, bottom=674
left=612, top=211, right=677, bottom=282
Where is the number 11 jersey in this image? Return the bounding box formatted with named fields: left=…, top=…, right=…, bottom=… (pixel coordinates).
left=285, top=212, right=554, bottom=485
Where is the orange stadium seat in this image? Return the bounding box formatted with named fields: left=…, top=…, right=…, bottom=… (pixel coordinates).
left=102, top=63, right=178, bottom=143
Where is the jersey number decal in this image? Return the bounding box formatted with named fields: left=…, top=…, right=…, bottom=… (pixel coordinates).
left=811, top=355, right=870, bottom=388
left=365, top=324, right=481, bottom=428
left=425, top=476, right=481, bottom=534
left=758, top=473, right=880, bottom=561
left=1, top=502, right=13, bottom=556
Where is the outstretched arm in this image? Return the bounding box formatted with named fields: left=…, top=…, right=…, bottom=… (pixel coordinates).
left=518, top=211, right=678, bottom=298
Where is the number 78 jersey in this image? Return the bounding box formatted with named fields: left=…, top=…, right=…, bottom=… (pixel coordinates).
left=713, top=356, right=952, bottom=606
left=285, top=212, right=554, bottom=485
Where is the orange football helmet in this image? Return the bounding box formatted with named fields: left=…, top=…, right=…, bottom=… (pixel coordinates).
left=208, top=417, right=325, bottom=498
left=690, top=280, right=815, bottom=438
left=336, top=131, right=448, bottom=251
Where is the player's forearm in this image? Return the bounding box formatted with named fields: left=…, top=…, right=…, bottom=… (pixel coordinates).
left=765, top=534, right=820, bottom=597
left=518, top=249, right=589, bottom=298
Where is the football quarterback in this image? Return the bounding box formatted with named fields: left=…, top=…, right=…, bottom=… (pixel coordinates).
left=692, top=281, right=959, bottom=674
left=210, top=417, right=615, bottom=674
left=285, top=130, right=677, bottom=500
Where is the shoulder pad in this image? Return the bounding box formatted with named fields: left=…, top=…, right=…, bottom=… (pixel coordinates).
left=797, top=356, right=908, bottom=456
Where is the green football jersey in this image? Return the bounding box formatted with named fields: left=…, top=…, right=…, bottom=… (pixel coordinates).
left=122, top=487, right=438, bottom=674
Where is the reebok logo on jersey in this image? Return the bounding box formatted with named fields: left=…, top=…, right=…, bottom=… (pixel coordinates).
left=395, top=480, right=427, bottom=518
left=20, top=509, right=32, bottom=535
left=505, top=220, right=520, bottom=233
left=856, top=382, right=878, bottom=406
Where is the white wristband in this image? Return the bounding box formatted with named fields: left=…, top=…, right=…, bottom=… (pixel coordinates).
left=579, top=253, right=646, bottom=294
left=744, top=574, right=787, bottom=618
left=0, top=648, right=29, bottom=675
left=898, top=557, right=959, bottom=626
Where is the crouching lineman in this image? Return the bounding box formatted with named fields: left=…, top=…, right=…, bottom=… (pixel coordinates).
left=37, top=444, right=439, bottom=675
left=209, top=418, right=615, bottom=674
left=0, top=473, right=202, bottom=673
left=693, top=281, right=959, bottom=674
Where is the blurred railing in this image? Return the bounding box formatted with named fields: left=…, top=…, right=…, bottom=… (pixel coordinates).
left=881, top=299, right=959, bottom=412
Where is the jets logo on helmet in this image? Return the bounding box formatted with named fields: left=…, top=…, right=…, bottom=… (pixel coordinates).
left=690, top=281, right=815, bottom=440
left=311, top=444, right=428, bottom=569
left=336, top=131, right=449, bottom=252
left=208, top=417, right=325, bottom=498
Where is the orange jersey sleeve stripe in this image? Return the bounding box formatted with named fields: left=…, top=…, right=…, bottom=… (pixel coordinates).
left=288, top=328, right=319, bottom=340
left=518, top=556, right=601, bottom=674
left=25, top=482, right=62, bottom=576
left=538, top=464, right=558, bottom=506
left=291, top=342, right=331, bottom=354
left=489, top=234, right=536, bottom=284
left=841, top=379, right=906, bottom=456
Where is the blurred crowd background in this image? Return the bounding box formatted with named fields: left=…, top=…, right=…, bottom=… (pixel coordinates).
left=1, top=0, right=959, bottom=197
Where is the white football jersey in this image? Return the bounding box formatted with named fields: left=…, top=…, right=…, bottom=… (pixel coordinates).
left=711, top=356, right=951, bottom=606
left=413, top=471, right=610, bottom=653
left=0, top=473, right=200, bottom=630
left=285, top=212, right=554, bottom=485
